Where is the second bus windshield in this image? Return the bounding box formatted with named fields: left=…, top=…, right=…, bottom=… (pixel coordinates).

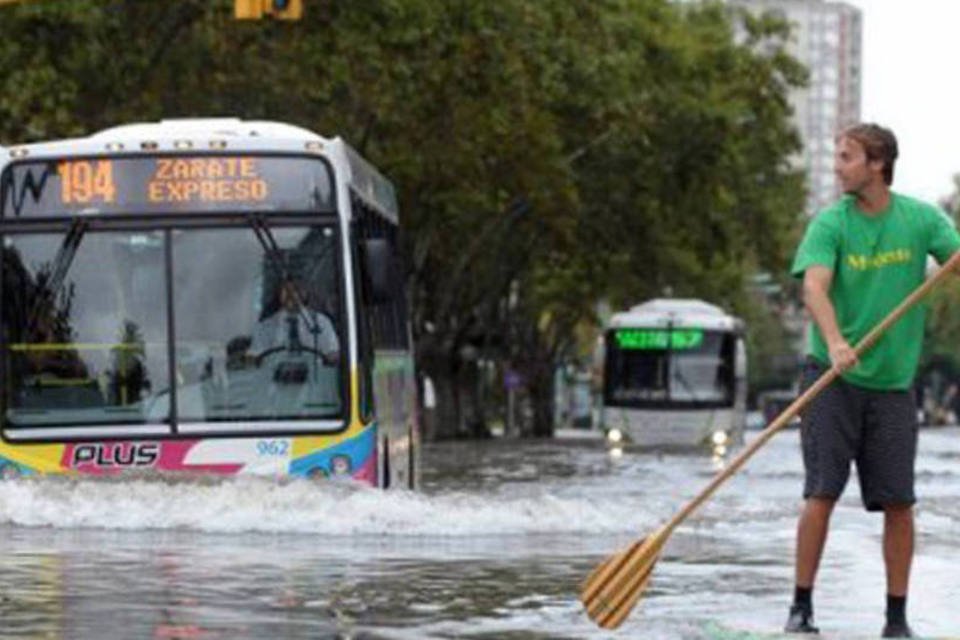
left=604, top=329, right=735, bottom=409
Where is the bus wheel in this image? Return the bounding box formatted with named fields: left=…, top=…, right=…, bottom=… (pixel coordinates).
left=381, top=437, right=391, bottom=489
left=408, top=434, right=416, bottom=490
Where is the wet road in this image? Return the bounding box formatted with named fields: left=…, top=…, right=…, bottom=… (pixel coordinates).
left=0, top=426, right=957, bottom=639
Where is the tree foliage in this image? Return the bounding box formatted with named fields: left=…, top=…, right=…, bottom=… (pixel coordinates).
left=0, top=0, right=807, bottom=437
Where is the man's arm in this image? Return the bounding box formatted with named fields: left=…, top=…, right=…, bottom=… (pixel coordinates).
left=803, top=265, right=858, bottom=371
left=925, top=204, right=960, bottom=274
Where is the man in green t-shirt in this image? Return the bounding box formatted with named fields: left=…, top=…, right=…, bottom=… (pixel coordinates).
left=785, top=123, right=960, bottom=638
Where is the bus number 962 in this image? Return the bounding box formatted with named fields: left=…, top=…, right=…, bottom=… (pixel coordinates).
left=256, top=440, right=290, bottom=457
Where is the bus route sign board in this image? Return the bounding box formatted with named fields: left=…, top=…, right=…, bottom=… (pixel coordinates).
left=0, top=155, right=334, bottom=218
left=614, top=328, right=704, bottom=351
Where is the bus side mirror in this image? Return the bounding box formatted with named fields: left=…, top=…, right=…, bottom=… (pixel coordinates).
left=362, top=238, right=397, bottom=304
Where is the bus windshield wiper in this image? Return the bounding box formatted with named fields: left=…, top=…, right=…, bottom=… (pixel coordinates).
left=671, top=362, right=700, bottom=402
left=25, top=218, right=87, bottom=337
left=246, top=214, right=320, bottom=340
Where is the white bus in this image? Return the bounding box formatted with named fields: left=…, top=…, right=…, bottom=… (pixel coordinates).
left=597, top=298, right=746, bottom=452
left=0, top=119, right=418, bottom=488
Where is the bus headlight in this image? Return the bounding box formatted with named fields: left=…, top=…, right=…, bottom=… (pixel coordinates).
left=0, top=463, right=22, bottom=480
left=330, top=455, right=352, bottom=476
left=711, top=430, right=729, bottom=447
left=607, top=428, right=623, bottom=444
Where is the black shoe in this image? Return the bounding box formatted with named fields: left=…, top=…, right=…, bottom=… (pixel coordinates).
left=784, top=604, right=819, bottom=634
left=881, top=621, right=913, bottom=638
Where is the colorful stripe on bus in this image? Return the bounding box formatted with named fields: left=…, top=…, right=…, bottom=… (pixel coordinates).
left=0, top=422, right=376, bottom=483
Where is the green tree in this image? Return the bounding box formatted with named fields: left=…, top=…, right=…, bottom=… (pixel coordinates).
left=0, top=0, right=807, bottom=438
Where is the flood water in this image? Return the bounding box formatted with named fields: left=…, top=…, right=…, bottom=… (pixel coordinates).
left=0, top=426, right=957, bottom=639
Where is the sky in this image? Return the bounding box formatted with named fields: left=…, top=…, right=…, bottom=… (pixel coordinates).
left=844, top=0, right=960, bottom=205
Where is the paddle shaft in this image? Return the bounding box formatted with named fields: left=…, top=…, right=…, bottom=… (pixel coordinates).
left=662, top=251, right=960, bottom=538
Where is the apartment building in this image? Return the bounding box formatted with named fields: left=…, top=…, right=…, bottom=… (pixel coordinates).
left=731, top=0, right=862, bottom=215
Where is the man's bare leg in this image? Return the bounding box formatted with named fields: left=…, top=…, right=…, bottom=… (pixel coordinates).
left=883, top=505, right=913, bottom=595
left=785, top=497, right=836, bottom=633
left=796, top=497, right=836, bottom=587
left=881, top=505, right=913, bottom=637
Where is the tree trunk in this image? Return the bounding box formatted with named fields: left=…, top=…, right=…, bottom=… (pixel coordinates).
left=431, top=371, right=461, bottom=439
left=460, top=358, right=492, bottom=438
left=416, top=335, right=463, bottom=440
left=528, top=367, right=555, bottom=437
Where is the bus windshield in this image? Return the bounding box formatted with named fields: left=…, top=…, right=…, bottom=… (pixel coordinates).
left=603, top=328, right=735, bottom=409
left=2, top=222, right=344, bottom=436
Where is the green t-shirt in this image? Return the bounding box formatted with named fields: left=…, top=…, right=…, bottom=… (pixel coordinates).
left=791, top=192, right=960, bottom=390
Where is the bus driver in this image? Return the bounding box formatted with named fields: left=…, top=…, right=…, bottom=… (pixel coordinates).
left=249, top=279, right=340, bottom=368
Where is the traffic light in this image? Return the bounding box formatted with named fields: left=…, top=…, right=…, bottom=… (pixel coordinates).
left=234, top=0, right=302, bottom=20
left=266, top=0, right=302, bottom=20
left=234, top=0, right=263, bottom=19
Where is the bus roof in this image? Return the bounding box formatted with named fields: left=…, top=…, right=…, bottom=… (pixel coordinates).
left=1, top=118, right=399, bottom=222
left=608, top=298, right=742, bottom=332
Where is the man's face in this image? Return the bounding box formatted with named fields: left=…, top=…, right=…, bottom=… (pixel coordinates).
left=280, top=283, right=297, bottom=311
left=834, top=135, right=883, bottom=195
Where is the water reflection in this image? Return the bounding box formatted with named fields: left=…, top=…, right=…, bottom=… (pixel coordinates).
left=0, top=551, right=64, bottom=638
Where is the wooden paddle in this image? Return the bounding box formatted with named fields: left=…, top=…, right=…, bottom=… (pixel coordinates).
left=580, top=250, right=960, bottom=630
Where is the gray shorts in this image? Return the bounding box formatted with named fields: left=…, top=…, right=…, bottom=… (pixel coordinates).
left=799, top=358, right=918, bottom=512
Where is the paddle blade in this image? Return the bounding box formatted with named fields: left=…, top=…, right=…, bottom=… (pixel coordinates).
left=579, top=527, right=667, bottom=629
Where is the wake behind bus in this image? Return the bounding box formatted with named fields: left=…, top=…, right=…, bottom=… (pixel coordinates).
left=597, top=298, right=746, bottom=453
left=0, top=119, right=417, bottom=488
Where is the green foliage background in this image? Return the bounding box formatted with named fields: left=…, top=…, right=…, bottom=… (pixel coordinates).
left=0, top=0, right=808, bottom=436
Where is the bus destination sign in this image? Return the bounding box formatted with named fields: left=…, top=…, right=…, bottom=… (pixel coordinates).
left=614, top=328, right=704, bottom=351
left=59, top=157, right=269, bottom=206
left=1, top=155, right=333, bottom=218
